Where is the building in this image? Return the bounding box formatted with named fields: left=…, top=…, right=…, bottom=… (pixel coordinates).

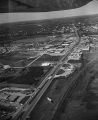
left=68, top=53, right=81, bottom=60
left=0, top=86, right=34, bottom=119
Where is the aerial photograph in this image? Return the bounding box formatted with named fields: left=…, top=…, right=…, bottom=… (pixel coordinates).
left=0, top=0, right=98, bottom=120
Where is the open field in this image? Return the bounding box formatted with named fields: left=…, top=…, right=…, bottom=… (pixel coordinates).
left=55, top=37, right=98, bottom=120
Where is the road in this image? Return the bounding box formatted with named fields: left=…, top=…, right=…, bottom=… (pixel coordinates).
left=12, top=25, right=80, bottom=120
left=53, top=52, right=96, bottom=120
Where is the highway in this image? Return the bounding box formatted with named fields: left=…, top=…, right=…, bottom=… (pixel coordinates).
left=52, top=51, right=94, bottom=120
left=12, top=25, right=80, bottom=120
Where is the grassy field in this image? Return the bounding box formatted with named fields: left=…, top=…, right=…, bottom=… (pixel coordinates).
left=56, top=41, right=98, bottom=120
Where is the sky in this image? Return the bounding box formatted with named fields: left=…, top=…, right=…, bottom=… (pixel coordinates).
left=0, top=0, right=98, bottom=24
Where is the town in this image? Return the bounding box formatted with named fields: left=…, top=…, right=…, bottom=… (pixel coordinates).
left=0, top=14, right=98, bottom=120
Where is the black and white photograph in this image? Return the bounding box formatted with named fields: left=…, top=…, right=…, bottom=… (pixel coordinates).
left=0, top=0, right=98, bottom=120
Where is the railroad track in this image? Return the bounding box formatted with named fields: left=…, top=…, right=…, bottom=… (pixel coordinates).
left=13, top=25, right=80, bottom=120
left=52, top=58, right=91, bottom=120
